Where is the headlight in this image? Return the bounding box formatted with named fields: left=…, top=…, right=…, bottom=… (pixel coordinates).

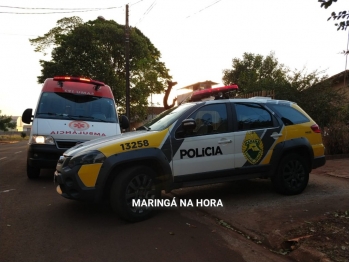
left=68, top=150, right=106, bottom=168
left=30, top=135, right=55, bottom=145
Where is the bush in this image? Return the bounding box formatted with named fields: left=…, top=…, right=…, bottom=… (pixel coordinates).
left=322, top=122, right=349, bottom=155
left=21, top=132, right=26, bottom=138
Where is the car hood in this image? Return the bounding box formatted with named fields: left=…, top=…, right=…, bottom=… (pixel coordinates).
left=63, top=129, right=169, bottom=157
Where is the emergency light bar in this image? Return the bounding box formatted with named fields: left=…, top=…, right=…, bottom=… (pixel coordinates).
left=189, top=84, right=238, bottom=102
left=53, top=76, right=105, bottom=87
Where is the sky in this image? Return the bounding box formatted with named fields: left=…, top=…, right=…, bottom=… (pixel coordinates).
left=0, top=0, right=348, bottom=116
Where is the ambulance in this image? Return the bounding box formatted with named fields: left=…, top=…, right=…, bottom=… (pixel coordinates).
left=22, top=76, right=129, bottom=179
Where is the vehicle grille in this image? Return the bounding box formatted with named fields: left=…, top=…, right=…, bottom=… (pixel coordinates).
left=56, top=141, right=77, bottom=149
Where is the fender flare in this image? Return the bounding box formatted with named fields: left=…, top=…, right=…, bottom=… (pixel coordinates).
left=269, top=137, right=314, bottom=175
left=94, top=148, right=173, bottom=201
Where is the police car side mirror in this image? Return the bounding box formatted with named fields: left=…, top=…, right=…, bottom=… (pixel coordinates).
left=182, top=118, right=196, bottom=131
left=119, top=115, right=130, bottom=130
left=22, top=108, right=33, bottom=124
left=176, top=118, right=196, bottom=138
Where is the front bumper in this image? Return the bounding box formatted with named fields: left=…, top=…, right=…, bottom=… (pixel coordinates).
left=54, top=164, right=97, bottom=202
left=27, top=144, right=66, bottom=169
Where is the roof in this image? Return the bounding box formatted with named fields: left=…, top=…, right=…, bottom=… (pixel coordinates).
left=322, top=70, right=349, bottom=85
left=178, top=80, right=219, bottom=90
left=147, top=107, right=166, bottom=115
left=11, top=116, right=19, bottom=122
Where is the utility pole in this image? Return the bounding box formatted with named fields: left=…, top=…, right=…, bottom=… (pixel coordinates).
left=125, top=4, right=130, bottom=126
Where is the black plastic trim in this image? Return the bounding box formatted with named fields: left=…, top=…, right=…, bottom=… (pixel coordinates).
left=27, top=144, right=66, bottom=169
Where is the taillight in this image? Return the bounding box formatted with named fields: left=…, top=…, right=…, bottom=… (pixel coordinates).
left=311, top=124, right=321, bottom=133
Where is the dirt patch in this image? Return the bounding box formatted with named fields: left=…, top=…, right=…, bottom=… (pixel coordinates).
left=0, top=141, right=19, bottom=144
left=284, top=210, right=349, bottom=262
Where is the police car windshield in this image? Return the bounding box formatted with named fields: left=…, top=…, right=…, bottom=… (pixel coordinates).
left=140, top=103, right=195, bottom=131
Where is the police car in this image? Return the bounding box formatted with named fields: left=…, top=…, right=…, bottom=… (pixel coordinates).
left=55, top=85, right=326, bottom=222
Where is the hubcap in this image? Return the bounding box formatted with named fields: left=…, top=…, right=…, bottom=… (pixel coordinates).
left=125, top=174, right=156, bottom=214
left=282, top=160, right=305, bottom=189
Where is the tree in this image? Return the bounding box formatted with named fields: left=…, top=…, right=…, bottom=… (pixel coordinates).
left=319, top=0, right=349, bottom=31
left=29, top=17, right=172, bottom=121
left=222, top=52, right=347, bottom=127
left=222, top=52, right=289, bottom=95
left=0, top=111, right=16, bottom=131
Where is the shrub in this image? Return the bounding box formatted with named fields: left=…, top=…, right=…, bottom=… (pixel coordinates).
left=21, top=132, right=26, bottom=138
left=322, top=122, right=349, bottom=155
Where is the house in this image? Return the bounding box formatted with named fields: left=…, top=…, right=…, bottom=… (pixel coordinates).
left=8, top=116, right=31, bottom=132
left=176, top=80, right=218, bottom=104
left=130, top=81, right=219, bottom=130
left=322, top=70, right=349, bottom=100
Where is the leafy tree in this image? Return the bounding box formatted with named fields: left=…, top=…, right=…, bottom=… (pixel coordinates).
left=29, top=17, right=172, bottom=120
left=276, top=68, right=346, bottom=127
left=222, top=52, right=347, bottom=127
left=319, top=0, right=349, bottom=31
left=222, top=52, right=289, bottom=95
left=0, top=111, right=16, bottom=131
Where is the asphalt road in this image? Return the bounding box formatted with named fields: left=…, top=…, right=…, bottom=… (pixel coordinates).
left=3, top=141, right=348, bottom=262
left=0, top=141, right=292, bottom=262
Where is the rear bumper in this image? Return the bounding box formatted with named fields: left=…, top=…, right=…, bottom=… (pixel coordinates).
left=312, top=155, right=326, bottom=169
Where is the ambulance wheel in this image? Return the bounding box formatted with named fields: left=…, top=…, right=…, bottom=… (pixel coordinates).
left=27, top=164, right=40, bottom=179
left=271, top=153, right=309, bottom=195
left=110, top=166, right=161, bottom=222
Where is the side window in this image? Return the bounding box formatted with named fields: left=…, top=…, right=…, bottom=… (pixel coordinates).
left=267, top=104, right=309, bottom=125
left=188, top=104, right=228, bottom=136
left=235, top=103, right=274, bottom=131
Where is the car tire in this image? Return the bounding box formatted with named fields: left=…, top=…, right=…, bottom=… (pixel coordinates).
left=271, top=153, right=309, bottom=195
left=110, top=166, right=161, bottom=222
left=27, top=163, right=40, bottom=179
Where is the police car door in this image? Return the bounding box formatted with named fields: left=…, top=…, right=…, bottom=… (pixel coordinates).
left=233, top=102, right=284, bottom=170
left=171, top=103, right=234, bottom=182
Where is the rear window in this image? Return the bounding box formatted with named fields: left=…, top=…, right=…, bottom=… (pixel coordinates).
left=267, top=104, right=309, bottom=125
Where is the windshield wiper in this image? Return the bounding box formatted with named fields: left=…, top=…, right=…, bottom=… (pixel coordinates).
left=37, top=113, right=75, bottom=119
left=136, top=126, right=151, bottom=131
left=36, top=112, right=56, bottom=116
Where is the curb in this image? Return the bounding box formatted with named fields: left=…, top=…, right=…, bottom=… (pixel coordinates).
left=288, top=245, right=331, bottom=262
left=325, top=154, right=349, bottom=160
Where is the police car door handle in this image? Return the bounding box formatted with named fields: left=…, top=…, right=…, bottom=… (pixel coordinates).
left=218, top=139, right=232, bottom=144
left=270, top=133, right=282, bottom=138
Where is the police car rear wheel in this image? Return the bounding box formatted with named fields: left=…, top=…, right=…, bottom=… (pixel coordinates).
left=110, top=166, right=160, bottom=222
left=27, top=164, right=40, bottom=179
left=272, top=153, right=309, bottom=195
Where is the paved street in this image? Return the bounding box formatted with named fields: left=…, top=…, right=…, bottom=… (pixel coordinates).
left=1, top=140, right=348, bottom=262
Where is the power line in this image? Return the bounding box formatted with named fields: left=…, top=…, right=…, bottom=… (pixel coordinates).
left=134, top=0, right=157, bottom=26
left=0, top=5, right=116, bottom=10
left=186, top=0, right=223, bottom=18
left=0, top=6, right=122, bottom=14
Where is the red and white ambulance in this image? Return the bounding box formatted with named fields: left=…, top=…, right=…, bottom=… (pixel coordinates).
left=22, top=76, right=129, bottom=179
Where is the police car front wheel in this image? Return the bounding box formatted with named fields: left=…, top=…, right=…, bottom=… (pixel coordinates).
left=110, top=166, right=161, bottom=222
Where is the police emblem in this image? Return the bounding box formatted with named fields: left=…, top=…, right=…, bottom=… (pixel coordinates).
left=242, top=131, right=264, bottom=164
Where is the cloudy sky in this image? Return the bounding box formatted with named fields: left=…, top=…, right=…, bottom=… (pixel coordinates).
left=0, top=0, right=348, bottom=116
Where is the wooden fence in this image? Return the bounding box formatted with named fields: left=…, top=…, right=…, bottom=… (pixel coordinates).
left=237, top=90, right=275, bottom=99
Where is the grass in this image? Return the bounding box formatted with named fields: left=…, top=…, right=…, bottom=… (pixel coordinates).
left=0, top=134, right=29, bottom=141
